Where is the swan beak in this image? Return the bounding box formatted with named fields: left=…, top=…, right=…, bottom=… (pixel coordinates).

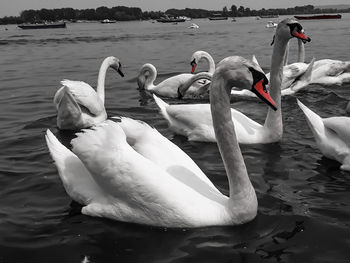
left=191, top=60, right=197, bottom=74
left=292, top=29, right=311, bottom=43
left=117, top=68, right=125, bottom=77
left=251, top=79, right=277, bottom=111
left=111, top=64, right=125, bottom=77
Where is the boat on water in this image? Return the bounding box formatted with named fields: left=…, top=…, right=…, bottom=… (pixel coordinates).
left=100, top=19, right=117, bottom=23
left=157, top=15, right=186, bottom=23
left=259, top=14, right=279, bottom=18
left=266, top=21, right=278, bottom=28
left=209, top=14, right=228, bottom=20
left=294, top=14, right=342, bottom=20
left=18, top=22, right=66, bottom=29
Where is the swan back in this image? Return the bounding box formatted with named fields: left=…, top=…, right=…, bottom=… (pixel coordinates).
left=70, top=120, right=233, bottom=227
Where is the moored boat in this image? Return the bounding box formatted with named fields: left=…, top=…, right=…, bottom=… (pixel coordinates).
left=17, top=22, right=66, bottom=29
left=259, top=14, right=279, bottom=18
left=100, top=19, right=117, bottom=23
left=294, top=14, right=342, bottom=20
left=209, top=14, right=228, bottom=20
left=157, top=15, right=186, bottom=23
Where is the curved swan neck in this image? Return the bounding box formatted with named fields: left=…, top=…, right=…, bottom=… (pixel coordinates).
left=178, top=72, right=212, bottom=97
left=201, top=51, right=215, bottom=74
left=264, top=35, right=289, bottom=136
left=209, top=74, right=253, bottom=198
left=96, top=58, right=111, bottom=103
left=297, top=39, right=305, bottom=63
left=141, top=64, right=157, bottom=91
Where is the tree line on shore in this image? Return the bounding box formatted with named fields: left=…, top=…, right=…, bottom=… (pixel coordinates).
left=0, top=4, right=349, bottom=25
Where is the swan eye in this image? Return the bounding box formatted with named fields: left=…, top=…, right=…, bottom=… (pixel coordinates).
left=248, top=67, right=268, bottom=87
left=287, top=23, right=303, bottom=34
left=190, top=59, right=197, bottom=73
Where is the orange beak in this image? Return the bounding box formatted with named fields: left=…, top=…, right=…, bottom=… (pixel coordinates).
left=251, top=79, right=277, bottom=111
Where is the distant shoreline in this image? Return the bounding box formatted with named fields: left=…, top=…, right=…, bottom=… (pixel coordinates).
left=1, top=4, right=349, bottom=25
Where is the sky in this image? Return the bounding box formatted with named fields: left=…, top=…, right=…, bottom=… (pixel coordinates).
left=0, top=0, right=348, bottom=17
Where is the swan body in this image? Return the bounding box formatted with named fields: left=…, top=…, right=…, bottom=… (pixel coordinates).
left=154, top=94, right=276, bottom=143
left=297, top=99, right=350, bottom=171
left=45, top=56, right=278, bottom=227
left=54, top=56, right=124, bottom=130
left=310, top=60, right=350, bottom=86
left=156, top=18, right=311, bottom=143
left=137, top=63, right=209, bottom=98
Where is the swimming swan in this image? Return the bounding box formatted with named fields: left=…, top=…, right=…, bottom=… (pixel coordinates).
left=155, top=18, right=311, bottom=143
left=54, top=56, right=124, bottom=130
left=45, top=56, right=277, bottom=227
left=137, top=62, right=210, bottom=99
left=297, top=99, right=350, bottom=171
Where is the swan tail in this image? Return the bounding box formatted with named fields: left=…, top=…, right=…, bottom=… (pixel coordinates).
left=300, top=57, right=315, bottom=82
left=297, top=99, right=325, bottom=138
left=153, top=94, right=173, bottom=125
left=45, top=129, right=102, bottom=205
left=290, top=58, right=315, bottom=93
left=56, top=86, right=84, bottom=130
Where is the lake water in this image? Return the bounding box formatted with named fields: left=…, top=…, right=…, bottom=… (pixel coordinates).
left=1, top=15, right=350, bottom=262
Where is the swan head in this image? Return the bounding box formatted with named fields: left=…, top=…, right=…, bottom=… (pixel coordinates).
left=216, top=56, right=277, bottom=110
left=106, top=56, right=124, bottom=77
left=190, top=50, right=209, bottom=73
left=272, top=18, right=311, bottom=44
left=137, top=63, right=156, bottom=90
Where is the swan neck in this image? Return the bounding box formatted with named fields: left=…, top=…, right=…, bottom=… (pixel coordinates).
left=283, top=41, right=289, bottom=66
left=143, top=65, right=157, bottom=91
left=178, top=72, right=212, bottom=96
left=297, top=39, right=305, bottom=63
left=96, top=59, right=110, bottom=103
left=202, top=52, right=215, bottom=74
left=264, top=35, right=289, bottom=137
left=209, top=76, right=253, bottom=199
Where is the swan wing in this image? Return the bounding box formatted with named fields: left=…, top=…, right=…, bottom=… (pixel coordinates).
left=323, top=117, right=350, bottom=147
left=60, top=79, right=105, bottom=115
left=55, top=87, right=85, bottom=129
left=154, top=95, right=262, bottom=143
left=45, top=129, right=106, bottom=205
left=114, top=116, right=220, bottom=193
left=154, top=74, right=194, bottom=97
left=70, top=120, right=223, bottom=226
left=297, top=99, right=325, bottom=139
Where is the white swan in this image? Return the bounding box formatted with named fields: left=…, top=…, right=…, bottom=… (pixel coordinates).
left=188, top=40, right=312, bottom=99
left=137, top=62, right=210, bottom=99
left=155, top=18, right=311, bottom=143
left=45, top=56, right=278, bottom=227
left=54, top=56, right=124, bottom=130
left=297, top=99, right=350, bottom=171
left=310, top=59, right=350, bottom=86
left=190, top=50, right=215, bottom=74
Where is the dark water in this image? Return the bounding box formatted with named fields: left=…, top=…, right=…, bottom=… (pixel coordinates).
left=1, top=15, right=350, bottom=262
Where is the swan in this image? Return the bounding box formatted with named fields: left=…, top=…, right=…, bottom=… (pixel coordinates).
left=45, top=56, right=278, bottom=227
left=155, top=18, right=311, bottom=143
left=190, top=50, right=215, bottom=74
left=297, top=99, right=350, bottom=171
left=187, top=40, right=312, bottom=99
left=54, top=56, right=124, bottom=130
left=137, top=62, right=210, bottom=99
left=310, top=60, right=350, bottom=86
